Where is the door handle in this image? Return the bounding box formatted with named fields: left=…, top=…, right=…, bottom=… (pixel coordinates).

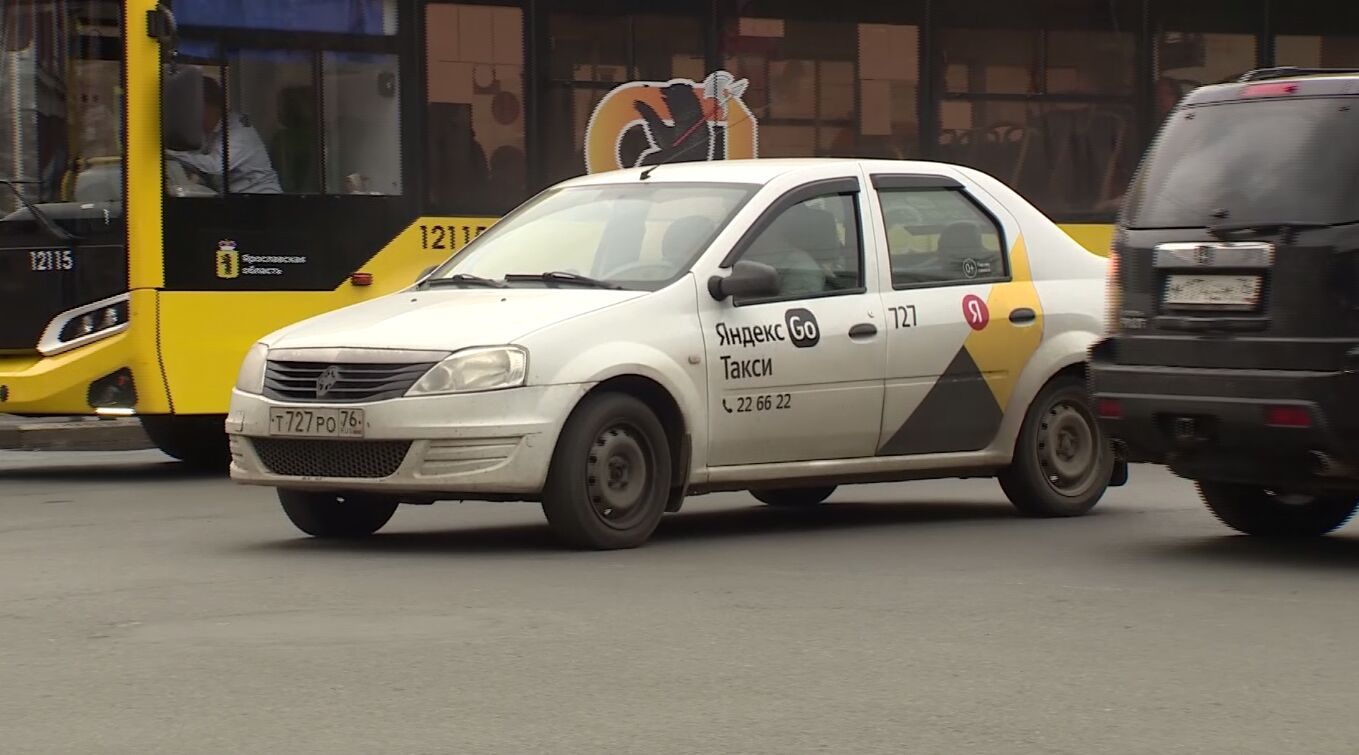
left=1009, top=308, right=1037, bottom=325
left=849, top=323, right=878, bottom=338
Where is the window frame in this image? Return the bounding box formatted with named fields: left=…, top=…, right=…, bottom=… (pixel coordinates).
left=870, top=172, right=1011, bottom=292
left=720, top=176, right=869, bottom=307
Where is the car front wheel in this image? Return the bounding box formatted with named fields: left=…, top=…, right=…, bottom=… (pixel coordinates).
left=278, top=490, right=399, bottom=538
left=1196, top=482, right=1359, bottom=537
left=999, top=375, right=1114, bottom=517
left=541, top=393, right=672, bottom=550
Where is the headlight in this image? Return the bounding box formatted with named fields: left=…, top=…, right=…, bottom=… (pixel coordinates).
left=406, top=346, right=527, bottom=396
left=235, top=342, right=269, bottom=394
left=37, top=293, right=131, bottom=356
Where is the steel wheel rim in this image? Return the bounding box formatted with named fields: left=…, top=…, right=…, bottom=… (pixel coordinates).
left=586, top=422, right=654, bottom=530
left=1037, top=399, right=1100, bottom=498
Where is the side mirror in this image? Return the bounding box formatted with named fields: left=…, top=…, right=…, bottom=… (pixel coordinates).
left=708, top=260, right=781, bottom=301
left=162, top=64, right=203, bottom=152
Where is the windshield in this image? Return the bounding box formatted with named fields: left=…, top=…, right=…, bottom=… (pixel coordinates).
left=1124, top=98, right=1359, bottom=229
left=0, top=1, right=123, bottom=215
left=430, top=183, right=757, bottom=291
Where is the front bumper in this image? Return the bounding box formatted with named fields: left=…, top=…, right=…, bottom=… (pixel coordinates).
left=0, top=330, right=144, bottom=414
left=226, top=384, right=588, bottom=498
left=1089, top=338, right=1359, bottom=487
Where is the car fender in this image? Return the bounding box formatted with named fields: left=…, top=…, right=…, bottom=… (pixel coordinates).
left=991, top=326, right=1102, bottom=459
left=515, top=279, right=710, bottom=475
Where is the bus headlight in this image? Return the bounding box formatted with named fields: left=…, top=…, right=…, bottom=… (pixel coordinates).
left=38, top=293, right=131, bottom=356
left=407, top=346, right=527, bottom=396
left=235, top=343, right=269, bottom=394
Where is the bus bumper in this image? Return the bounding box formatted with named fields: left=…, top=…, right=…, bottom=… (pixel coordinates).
left=0, top=331, right=152, bottom=416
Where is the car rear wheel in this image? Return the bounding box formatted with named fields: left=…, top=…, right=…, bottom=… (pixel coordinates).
left=541, top=393, right=672, bottom=550
left=751, top=486, right=837, bottom=507
left=1195, top=482, right=1359, bottom=537
left=278, top=490, right=399, bottom=538
left=999, top=375, right=1114, bottom=517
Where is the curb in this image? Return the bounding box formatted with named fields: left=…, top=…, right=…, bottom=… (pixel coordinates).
left=0, top=417, right=154, bottom=452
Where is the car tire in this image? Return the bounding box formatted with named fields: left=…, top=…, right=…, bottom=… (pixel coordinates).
left=140, top=414, right=230, bottom=471
left=751, top=486, right=836, bottom=507
left=999, top=375, right=1114, bottom=517
left=541, top=393, right=672, bottom=550
left=1195, top=482, right=1359, bottom=538
left=278, top=490, right=399, bottom=538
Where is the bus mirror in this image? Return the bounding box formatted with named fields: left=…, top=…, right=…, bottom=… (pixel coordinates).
left=162, top=65, right=203, bottom=152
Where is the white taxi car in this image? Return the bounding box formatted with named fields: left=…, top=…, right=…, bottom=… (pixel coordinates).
left=227, top=158, right=1122, bottom=549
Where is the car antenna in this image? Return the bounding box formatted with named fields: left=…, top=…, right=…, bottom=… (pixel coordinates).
left=639, top=81, right=758, bottom=181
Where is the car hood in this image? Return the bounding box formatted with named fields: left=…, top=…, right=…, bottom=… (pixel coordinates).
left=264, top=287, right=647, bottom=352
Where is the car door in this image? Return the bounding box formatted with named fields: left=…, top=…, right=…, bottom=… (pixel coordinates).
left=865, top=171, right=1044, bottom=456
left=698, top=175, right=887, bottom=466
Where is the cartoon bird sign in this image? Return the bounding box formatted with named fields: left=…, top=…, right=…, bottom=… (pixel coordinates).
left=585, top=70, right=759, bottom=174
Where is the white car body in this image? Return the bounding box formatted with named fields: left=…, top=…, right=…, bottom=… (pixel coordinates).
left=227, top=158, right=1110, bottom=540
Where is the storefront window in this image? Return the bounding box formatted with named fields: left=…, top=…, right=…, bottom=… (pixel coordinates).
left=1273, top=5, right=1359, bottom=69
left=1152, top=3, right=1263, bottom=120
left=540, top=9, right=705, bottom=186
left=937, top=1, right=1138, bottom=220
left=722, top=3, right=920, bottom=162
left=1275, top=35, right=1359, bottom=68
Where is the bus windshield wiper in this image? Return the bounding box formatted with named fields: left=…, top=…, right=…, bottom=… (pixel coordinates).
left=421, top=273, right=507, bottom=289
left=503, top=271, right=625, bottom=290
left=0, top=179, right=77, bottom=242
left=1207, top=220, right=1329, bottom=238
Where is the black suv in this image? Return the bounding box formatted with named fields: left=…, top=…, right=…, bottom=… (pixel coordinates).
left=1090, top=67, right=1359, bottom=537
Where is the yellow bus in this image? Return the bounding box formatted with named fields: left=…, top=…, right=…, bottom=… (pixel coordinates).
left=1, top=0, right=1353, bottom=467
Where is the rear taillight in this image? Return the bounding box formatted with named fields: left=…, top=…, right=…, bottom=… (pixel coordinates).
left=1104, top=247, right=1121, bottom=334
left=1265, top=405, right=1311, bottom=428
left=1243, top=82, right=1299, bottom=97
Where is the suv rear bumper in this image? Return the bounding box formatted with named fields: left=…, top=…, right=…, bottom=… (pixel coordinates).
left=1088, top=339, right=1359, bottom=489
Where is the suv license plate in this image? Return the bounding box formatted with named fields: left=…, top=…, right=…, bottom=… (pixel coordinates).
left=268, top=407, right=365, bottom=438
left=1164, top=274, right=1261, bottom=308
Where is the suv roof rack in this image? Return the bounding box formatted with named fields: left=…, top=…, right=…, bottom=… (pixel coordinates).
left=1238, top=67, right=1359, bottom=82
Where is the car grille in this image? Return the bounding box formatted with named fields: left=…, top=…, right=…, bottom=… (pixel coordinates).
left=263, top=361, right=436, bottom=403
left=251, top=438, right=412, bottom=478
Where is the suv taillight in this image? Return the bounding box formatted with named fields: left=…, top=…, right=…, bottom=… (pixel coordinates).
left=1105, top=247, right=1121, bottom=334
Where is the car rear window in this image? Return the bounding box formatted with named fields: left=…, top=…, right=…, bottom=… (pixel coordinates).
left=1123, top=98, right=1359, bottom=229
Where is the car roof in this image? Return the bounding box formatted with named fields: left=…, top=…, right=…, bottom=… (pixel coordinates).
left=555, top=158, right=968, bottom=189
left=1183, top=70, right=1359, bottom=107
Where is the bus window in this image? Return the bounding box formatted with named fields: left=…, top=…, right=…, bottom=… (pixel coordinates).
left=425, top=4, right=525, bottom=215
left=324, top=52, right=402, bottom=195
left=172, top=0, right=397, bottom=35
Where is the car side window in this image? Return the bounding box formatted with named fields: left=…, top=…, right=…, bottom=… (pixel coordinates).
left=879, top=188, right=1007, bottom=288
left=738, top=193, right=863, bottom=300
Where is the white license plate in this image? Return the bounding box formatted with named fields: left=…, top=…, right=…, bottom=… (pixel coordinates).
left=1164, top=274, right=1262, bottom=308
left=268, top=407, right=365, bottom=438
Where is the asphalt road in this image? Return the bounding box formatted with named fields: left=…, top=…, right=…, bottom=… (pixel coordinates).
left=4, top=451, right=1359, bottom=755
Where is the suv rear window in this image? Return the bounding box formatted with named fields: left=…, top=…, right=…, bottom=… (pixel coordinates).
left=1124, top=98, right=1359, bottom=230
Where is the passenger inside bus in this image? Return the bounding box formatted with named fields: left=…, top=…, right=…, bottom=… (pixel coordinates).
left=165, top=76, right=282, bottom=195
